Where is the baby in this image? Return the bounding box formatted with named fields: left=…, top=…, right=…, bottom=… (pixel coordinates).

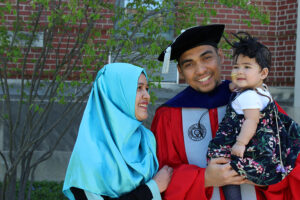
left=207, top=32, right=300, bottom=200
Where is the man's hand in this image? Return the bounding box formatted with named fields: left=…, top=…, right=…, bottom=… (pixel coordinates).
left=153, top=165, right=173, bottom=193
left=205, top=157, right=245, bottom=187
left=231, top=142, right=246, bottom=158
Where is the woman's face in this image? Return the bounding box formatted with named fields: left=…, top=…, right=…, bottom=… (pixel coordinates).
left=135, top=73, right=150, bottom=121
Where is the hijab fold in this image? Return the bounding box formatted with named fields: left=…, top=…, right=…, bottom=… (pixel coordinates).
left=63, top=63, right=158, bottom=199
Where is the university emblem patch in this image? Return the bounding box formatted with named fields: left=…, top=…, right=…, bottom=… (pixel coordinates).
left=188, top=123, right=206, bottom=141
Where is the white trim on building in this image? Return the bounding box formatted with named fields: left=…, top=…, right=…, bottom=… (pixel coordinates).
left=295, top=0, right=300, bottom=107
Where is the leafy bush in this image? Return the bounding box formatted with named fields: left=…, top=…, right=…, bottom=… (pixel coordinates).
left=0, top=181, right=68, bottom=200
left=29, top=181, right=67, bottom=200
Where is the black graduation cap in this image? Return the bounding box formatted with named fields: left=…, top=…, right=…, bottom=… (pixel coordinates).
left=158, top=24, right=225, bottom=73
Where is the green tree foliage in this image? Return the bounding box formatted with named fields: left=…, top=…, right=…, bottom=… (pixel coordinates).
left=0, top=0, right=269, bottom=199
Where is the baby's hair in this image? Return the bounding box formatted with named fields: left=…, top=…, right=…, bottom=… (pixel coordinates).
left=225, top=32, right=271, bottom=70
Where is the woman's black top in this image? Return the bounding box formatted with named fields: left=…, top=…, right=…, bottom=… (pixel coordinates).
left=70, top=184, right=153, bottom=200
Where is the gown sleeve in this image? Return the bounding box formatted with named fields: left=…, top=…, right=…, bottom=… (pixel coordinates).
left=151, top=106, right=213, bottom=200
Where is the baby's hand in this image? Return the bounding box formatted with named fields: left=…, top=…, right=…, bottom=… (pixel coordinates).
left=229, top=82, right=239, bottom=92
left=231, top=142, right=246, bottom=158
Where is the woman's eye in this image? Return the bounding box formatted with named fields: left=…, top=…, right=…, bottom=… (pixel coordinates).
left=137, top=85, right=149, bottom=91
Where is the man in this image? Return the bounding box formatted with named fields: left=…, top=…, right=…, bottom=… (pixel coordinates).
left=151, top=24, right=300, bottom=200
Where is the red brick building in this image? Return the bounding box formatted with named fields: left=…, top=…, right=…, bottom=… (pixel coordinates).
left=1, top=0, right=298, bottom=87
left=212, top=0, right=298, bottom=87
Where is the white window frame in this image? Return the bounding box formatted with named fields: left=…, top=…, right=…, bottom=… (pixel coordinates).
left=114, top=0, right=178, bottom=83
left=124, top=0, right=163, bottom=10
left=7, top=31, right=44, bottom=47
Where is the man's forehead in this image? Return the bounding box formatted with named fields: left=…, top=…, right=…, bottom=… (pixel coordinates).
left=179, top=45, right=217, bottom=60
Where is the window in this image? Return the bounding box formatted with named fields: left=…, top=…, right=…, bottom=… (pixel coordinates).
left=7, top=31, right=44, bottom=47
left=124, top=0, right=162, bottom=10
left=112, top=0, right=177, bottom=83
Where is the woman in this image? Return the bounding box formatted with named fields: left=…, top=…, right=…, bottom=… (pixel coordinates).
left=63, top=63, right=173, bottom=200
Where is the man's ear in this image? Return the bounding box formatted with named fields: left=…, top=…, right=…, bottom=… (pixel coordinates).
left=261, top=68, right=269, bottom=80
left=217, top=48, right=224, bottom=64
left=177, top=64, right=182, bottom=74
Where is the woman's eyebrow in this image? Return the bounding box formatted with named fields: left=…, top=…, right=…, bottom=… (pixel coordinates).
left=138, top=82, right=148, bottom=86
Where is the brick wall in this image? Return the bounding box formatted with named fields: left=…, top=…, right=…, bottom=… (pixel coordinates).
left=0, top=0, right=115, bottom=80
left=194, top=0, right=297, bottom=87
left=1, top=0, right=298, bottom=86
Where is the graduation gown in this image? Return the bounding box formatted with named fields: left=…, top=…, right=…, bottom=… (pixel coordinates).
left=151, top=81, right=300, bottom=200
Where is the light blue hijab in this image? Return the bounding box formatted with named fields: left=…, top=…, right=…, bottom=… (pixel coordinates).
left=63, top=63, right=159, bottom=199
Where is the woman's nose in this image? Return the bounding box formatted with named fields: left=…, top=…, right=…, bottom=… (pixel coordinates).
left=143, top=90, right=150, bottom=100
